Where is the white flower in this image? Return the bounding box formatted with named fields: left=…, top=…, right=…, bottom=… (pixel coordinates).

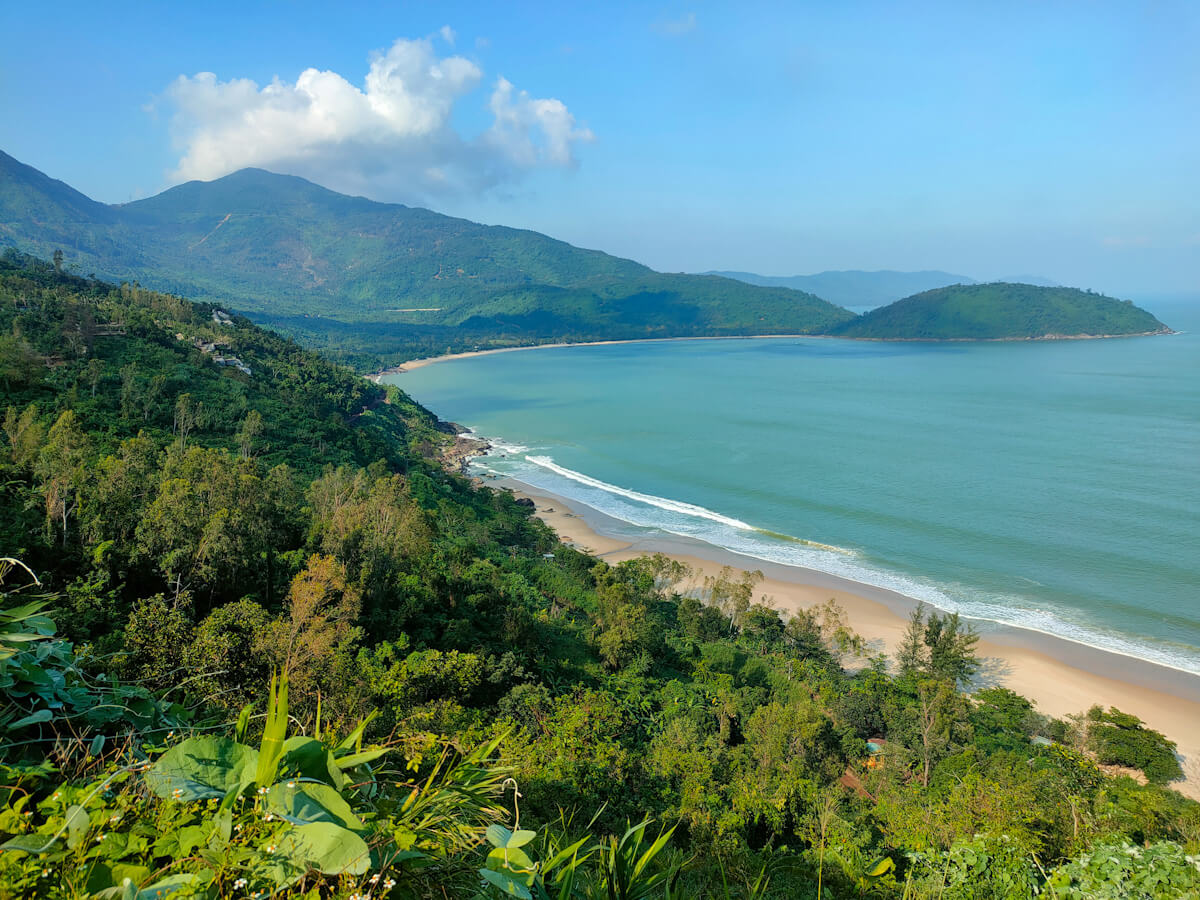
left=370, top=874, right=380, bottom=883
left=233, top=878, right=247, bottom=889
left=384, top=878, right=396, bottom=889
left=95, top=834, right=105, bottom=843
left=257, top=787, right=268, bottom=795
left=265, top=844, right=276, bottom=854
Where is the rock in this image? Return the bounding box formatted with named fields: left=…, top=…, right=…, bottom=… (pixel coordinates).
left=515, top=497, right=536, bottom=509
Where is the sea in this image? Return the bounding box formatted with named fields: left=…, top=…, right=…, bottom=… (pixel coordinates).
left=384, top=294, right=1200, bottom=677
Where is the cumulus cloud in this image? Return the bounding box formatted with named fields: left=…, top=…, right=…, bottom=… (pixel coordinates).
left=164, top=34, right=592, bottom=199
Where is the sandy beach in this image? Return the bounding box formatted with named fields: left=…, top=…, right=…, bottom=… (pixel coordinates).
left=367, top=334, right=817, bottom=380
left=504, top=479, right=1200, bottom=800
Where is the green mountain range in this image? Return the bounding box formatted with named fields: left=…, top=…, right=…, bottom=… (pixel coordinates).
left=829, top=282, right=1170, bottom=340
left=0, top=151, right=1170, bottom=368
left=0, top=150, right=853, bottom=367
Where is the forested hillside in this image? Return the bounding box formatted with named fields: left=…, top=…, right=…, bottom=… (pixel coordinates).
left=1, top=251, right=1197, bottom=898
left=0, top=152, right=854, bottom=369
left=830, top=283, right=1170, bottom=340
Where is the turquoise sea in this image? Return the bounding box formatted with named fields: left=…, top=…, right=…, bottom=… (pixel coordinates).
left=385, top=295, right=1200, bottom=675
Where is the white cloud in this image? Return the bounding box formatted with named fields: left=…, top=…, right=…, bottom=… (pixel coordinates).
left=651, top=12, right=697, bottom=35
left=486, top=78, right=595, bottom=167
left=164, top=36, right=591, bottom=199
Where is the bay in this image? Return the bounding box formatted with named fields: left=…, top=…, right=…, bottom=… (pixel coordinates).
left=386, top=295, right=1200, bottom=675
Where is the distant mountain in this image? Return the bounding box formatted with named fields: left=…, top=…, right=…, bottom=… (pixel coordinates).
left=829, top=283, right=1170, bottom=340
left=0, top=151, right=854, bottom=368
left=707, top=269, right=977, bottom=308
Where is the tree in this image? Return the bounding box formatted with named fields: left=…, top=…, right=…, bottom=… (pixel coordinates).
left=256, top=554, right=362, bottom=715
left=896, top=602, right=928, bottom=678
left=895, top=602, right=980, bottom=687
left=173, top=393, right=201, bottom=449
left=925, top=610, right=980, bottom=686
left=701, top=565, right=762, bottom=635
left=236, top=408, right=264, bottom=458
left=3, top=403, right=44, bottom=467
left=913, top=678, right=960, bottom=787
left=36, top=410, right=89, bottom=545
left=85, top=358, right=103, bottom=398
left=0, top=333, right=42, bottom=390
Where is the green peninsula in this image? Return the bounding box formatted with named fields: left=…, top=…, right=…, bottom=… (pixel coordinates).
left=829, top=282, right=1170, bottom=340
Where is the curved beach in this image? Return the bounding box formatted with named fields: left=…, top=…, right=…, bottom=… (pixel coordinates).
left=506, top=478, right=1200, bottom=800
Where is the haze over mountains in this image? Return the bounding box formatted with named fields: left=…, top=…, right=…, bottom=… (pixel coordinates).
left=709, top=270, right=1061, bottom=309
left=0, top=150, right=1168, bottom=369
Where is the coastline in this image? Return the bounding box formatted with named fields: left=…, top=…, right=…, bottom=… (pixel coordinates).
left=367, top=329, right=1176, bottom=380
left=366, top=334, right=816, bottom=380
left=501, top=477, right=1200, bottom=800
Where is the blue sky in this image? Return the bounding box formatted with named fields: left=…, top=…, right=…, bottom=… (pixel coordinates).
left=1, top=1, right=1196, bottom=293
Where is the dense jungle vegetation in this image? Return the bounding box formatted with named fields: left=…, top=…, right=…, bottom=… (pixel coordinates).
left=829, top=283, right=1169, bottom=340
left=1, top=250, right=1198, bottom=898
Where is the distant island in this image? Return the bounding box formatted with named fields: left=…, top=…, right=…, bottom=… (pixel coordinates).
left=829, top=282, right=1170, bottom=341
left=0, top=150, right=1172, bottom=369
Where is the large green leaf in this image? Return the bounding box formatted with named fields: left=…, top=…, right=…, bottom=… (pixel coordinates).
left=279, top=735, right=343, bottom=788
left=276, top=821, right=371, bottom=877
left=267, top=781, right=364, bottom=831
left=480, top=866, right=534, bottom=899
left=145, top=735, right=258, bottom=801
left=486, top=824, right=537, bottom=850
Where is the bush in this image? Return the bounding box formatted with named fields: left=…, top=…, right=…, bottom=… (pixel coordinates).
left=1086, top=706, right=1183, bottom=784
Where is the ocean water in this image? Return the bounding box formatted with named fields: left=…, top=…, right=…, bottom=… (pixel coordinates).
left=385, top=295, right=1200, bottom=675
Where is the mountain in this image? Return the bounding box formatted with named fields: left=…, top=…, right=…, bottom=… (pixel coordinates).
left=829, top=282, right=1170, bottom=340
left=0, top=151, right=854, bottom=368
left=996, top=273, right=1060, bottom=287
left=706, top=269, right=977, bottom=308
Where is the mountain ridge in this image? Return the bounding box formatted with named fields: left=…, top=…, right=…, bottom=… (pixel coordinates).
left=0, top=151, right=854, bottom=367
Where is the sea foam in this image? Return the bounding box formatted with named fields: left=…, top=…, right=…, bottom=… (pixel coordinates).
left=525, top=455, right=754, bottom=531
left=478, top=450, right=1200, bottom=678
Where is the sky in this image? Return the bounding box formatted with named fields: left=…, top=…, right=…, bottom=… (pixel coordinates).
left=1, top=1, right=1197, bottom=294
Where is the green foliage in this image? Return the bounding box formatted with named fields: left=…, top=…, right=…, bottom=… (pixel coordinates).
left=1086, top=705, right=1184, bottom=785
left=896, top=602, right=979, bottom=687
left=905, top=836, right=1040, bottom=899
left=1, top=250, right=1197, bottom=899
left=831, top=282, right=1169, bottom=340
left=1043, top=841, right=1200, bottom=898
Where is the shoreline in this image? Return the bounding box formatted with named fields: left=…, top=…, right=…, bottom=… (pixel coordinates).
left=366, top=329, right=1176, bottom=380
left=366, top=334, right=816, bottom=380
left=499, top=477, right=1200, bottom=799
